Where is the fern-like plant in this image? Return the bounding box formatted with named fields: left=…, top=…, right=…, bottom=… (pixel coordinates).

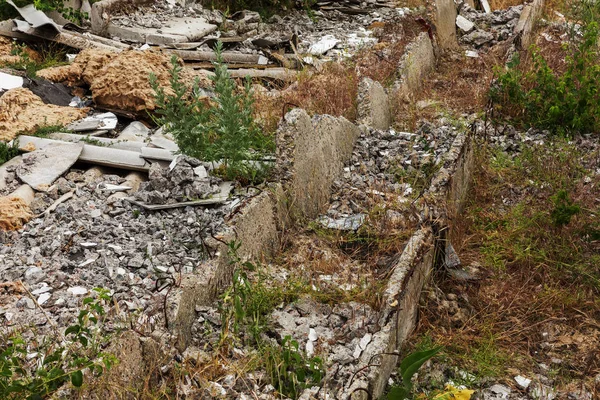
left=150, top=42, right=274, bottom=183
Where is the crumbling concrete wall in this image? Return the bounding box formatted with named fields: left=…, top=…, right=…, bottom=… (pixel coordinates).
left=277, top=109, right=360, bottom=222
left=357, top=77, right=392, bottom=131
left=515, top=0, right=545, bottom=49
left=429, top=132, right=475, bottom=224
left=393, top=33, right=436, bottom=100
left=434, top=0, right=458, bottom=50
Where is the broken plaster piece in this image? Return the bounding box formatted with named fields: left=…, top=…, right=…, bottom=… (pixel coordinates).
left=17, top=142, right=84, bottom=191
left=0, top=72, right=24, bottom=90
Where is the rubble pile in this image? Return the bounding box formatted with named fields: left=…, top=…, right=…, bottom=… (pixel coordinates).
left=322, top=122, right=460, bottom=227
left=457, top=4, right=522, bottom=48
left=134, top=157, right=222, bottom=205
left=0, top=162, right=233, bottom=330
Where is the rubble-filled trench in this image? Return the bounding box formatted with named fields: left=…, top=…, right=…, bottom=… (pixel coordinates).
left=0, top=0, right=563, bottom=399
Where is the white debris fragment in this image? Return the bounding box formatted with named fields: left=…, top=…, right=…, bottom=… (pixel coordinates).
left=31, top=285, right=52, bottom=295
left=359, top=333, right=372, bottom=350
left=308, top=328, right=318, bottom=342
left=465, top=50, right=479, bottom=58
left=514, top=375, right=532, bottom=390
left=456, top=15, right=475, bottom=32
left=67, top=286, right=88, bottom=296
left=80, top=242, right=98, bottom=248
left=102, top=184, right=133, bottom=192
left=0, top=72, right=24, bottom=90
left=38, top=293, right=51, bottom=305
left=308, top=35, right=339, bottom=55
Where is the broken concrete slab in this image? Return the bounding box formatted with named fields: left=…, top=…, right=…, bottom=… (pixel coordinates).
left=66, top=112, right=118, bottom=132
left=48, top=132, right=146, bottom=152
left=5, top=0, right=59, bottom=32
left=18, top=135, right=151, bottom=171
left=117, top=121, right=150, bottom=142
left=17, top=142, right=84, bottom=191
left=104, top=17, right=217, bottom=45
left=456, top=15, right=475, bottom=32
left=357, top=77, right=391, bottom=131
left=139, top=147, right=176, bottom=162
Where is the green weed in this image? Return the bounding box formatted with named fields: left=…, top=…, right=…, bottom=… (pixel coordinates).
left=151, top=43, right=275, bottom=184
left=490, top=19, right=600, bottom=135
left=0, top=288, right=116, bottom=399
left=0, top=141, right=19, bottom=165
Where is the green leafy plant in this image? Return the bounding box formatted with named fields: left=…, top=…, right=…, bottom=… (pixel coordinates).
left=550, top=189, right=581, bottom=227
left=263, top=335, right=324, bottom=399
left=0, top=288, right=116, bottom=399
left=0, top=0, right=90, bottom=23
left=490, top=20, right=600, bottom=135
left=384, top=347, right=442, bottom=400
left=0, top=140, right=19, bottom=165
left=151, top=42, right=274, bottom=184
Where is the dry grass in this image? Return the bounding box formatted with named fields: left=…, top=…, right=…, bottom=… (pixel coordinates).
left=254, top=61, right=359, bottom=133
left=411, top=141, right=600, bottom=392
left=392, top=50, right=503, bottom=130
left=489, top=0, right=525, bottom=10
left=355, top=17, right=424, bottom=86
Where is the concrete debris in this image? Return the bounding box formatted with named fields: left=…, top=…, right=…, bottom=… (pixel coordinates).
left=445, top=242, right=461, bottom=269
left=515, top=375, right=532, bottom=390
left=0, top=71, right=24, bottom=90
left=318, top=214, right=366, bottom=231
left=17, top=135, right=151, bottom=171
left=134, top=157, right=223, bottom=205
left=456, top=15, right=475, bottom=32
left=16, top=142, right=84, bottom=191
left=308, top=35, right=339, bottom=55
left=66, top=112, right=118, bottom=132
left=0, top=88, right=88, bottom=141
left=458, top=4, right=523, bottom=48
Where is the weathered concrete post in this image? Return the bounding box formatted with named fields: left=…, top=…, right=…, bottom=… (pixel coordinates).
left=433, top=0, right=459, bottom=50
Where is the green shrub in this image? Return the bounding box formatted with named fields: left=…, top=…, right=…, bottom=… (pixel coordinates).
left=490, top=21, right=600, bottom=135
left=0, top=140, right=18, bottom=165
left=0, top=0, right=90, bottom=23
left=550, top=189, right=580, bottom=227
left=0, top=288, right=116, bottom=399
left=151, top=42, right=275, bottom=184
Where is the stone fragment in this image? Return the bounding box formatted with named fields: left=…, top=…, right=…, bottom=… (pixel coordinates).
left=17, top=143, right=84, bottom=191
left=67, top=286, right=88, bottom=296
left=456, top=15, right=475, bottom=32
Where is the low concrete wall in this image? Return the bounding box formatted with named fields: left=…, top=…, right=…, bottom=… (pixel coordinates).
left=357, top=77, right=392, bottom=131
left=276, top=109, right=360, bottom=223
left=347, top=131, right=475, bottom=399
left=353, top=227, right=435, bottom=399
left=172, top=110, right=361, bottom=349
left=515, top=0, right=545, bottom=49
left=393, top=33, right=436, bottom=100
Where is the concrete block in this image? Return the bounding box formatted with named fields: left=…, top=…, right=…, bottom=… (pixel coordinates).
left=160, top=17, right=217, bottom=42
left=434, top=0, right=458, bottom=49
left=276, top=109, right=360, bottom=222
left=357, top=77, right=392, bottom=131
left=515, top=0, right=545, bottom=49
left=393, top=33, right=436, bottom=100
